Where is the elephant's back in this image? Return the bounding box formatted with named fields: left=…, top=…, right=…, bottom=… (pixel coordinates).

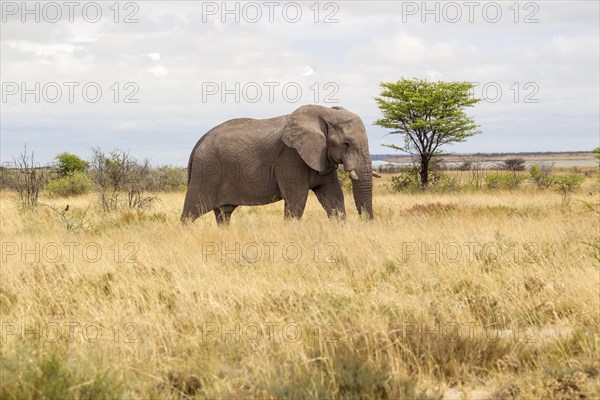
left=189, top=115, right=288, bottom=205
left=195, top=115, right=286, bottom=157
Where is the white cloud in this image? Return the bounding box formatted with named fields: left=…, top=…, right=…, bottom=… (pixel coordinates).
left=426, top=70, right=443, bottom=80
left=147, top=52, right=161, bottom=61
left=7, top=40, right=83, bottom=57
left=302, top=65, right=315, bottom=76
left=148, top=65, right=168, bottom=77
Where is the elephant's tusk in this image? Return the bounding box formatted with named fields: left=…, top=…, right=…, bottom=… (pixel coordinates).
left=349, top=170, right=359, bottom=180
left=372, top=171, right=382, bottom=178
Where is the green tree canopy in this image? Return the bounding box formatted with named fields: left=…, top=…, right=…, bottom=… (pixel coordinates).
left=54, top=152, right=89, bottom=177
left=375, top=78, right=481, bottom=187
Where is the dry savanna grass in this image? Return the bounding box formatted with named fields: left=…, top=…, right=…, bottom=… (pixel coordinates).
left=1, top=175, right=599, bottom=399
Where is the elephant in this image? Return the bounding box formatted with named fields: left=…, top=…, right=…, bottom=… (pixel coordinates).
left=181, top=104, right=379, bottom=224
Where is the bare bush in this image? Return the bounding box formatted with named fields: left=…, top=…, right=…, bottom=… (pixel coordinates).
left=10, top=147, right=50, bottom=210
left=90, top=148, right=157, bottom=211
left=0, top=167, right=18, bottom=190
left=468, top=160, right=485, bottom=189
left=147, top=166, right=186, bottom=192
left=126, top=159, right=157, bottom=208
left=43, top=203, right=92, bottom=232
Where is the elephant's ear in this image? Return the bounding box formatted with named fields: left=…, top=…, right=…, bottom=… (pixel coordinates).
left=282, top=108, right=329, bottom=172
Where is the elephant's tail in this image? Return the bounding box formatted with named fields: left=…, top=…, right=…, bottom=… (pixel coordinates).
left=187, top=149, right=194, bottom=185
left=187, top=133, right=211, bottom=186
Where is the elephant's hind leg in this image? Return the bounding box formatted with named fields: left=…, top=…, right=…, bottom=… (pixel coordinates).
left=181, top=196, right=212, bottom=224
left=214, top=205, right=237, bottom=225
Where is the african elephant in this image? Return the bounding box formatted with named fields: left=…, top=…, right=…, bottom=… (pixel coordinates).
left=181, top=104, right=378, bottom=224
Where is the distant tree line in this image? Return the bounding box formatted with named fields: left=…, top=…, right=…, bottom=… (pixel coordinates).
left=1, top=147, right=186, bottom=211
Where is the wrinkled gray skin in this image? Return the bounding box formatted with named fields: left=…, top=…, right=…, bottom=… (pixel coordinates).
left=181, top=105, right=374, bottom=224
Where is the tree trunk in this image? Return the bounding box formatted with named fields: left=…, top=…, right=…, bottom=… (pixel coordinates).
left=420, top=155, right=430, bottom=189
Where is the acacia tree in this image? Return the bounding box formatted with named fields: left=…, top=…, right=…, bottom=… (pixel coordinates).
left=375, top=78, right=481, bottom=187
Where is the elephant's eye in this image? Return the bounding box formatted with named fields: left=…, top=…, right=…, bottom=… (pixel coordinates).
left=343, top=142, right=350, bottom=149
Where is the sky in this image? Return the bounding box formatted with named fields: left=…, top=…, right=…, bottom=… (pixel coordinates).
left=1, top=1, right=599, bottom=166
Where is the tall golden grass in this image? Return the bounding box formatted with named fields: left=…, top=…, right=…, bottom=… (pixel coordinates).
left=1, top=175, right=598, bottom=399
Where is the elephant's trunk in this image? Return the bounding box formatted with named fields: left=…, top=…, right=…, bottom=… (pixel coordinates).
left=345, top=154, right=373, bottom=220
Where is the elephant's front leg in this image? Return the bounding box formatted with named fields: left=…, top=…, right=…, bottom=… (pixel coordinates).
left=313, top=180, right=346, bottom=219
left=283, top=190, right=309, bottom=219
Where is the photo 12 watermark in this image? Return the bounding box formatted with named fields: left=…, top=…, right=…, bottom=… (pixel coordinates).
left=392, top=321, right=540, bottom=344
left=1, top=82, right=140, bottom=104
left=1, top=241, right=140, bottom=264
left=1, top=321, right=141, bottom=343
left=1, top=1, right=139, bottom=23
left=201, top=241, right=339, bottom=264
left=200, top=321, right=338, bottom=343
left=471, top=81, right=540, bottom=104
left=199, top=1, right=340, bottom=24
left=399, top=1, right=539, bottom=24
left=201, top=81, right=339, bottom=104
left=399, top=241, right=540, bottom=264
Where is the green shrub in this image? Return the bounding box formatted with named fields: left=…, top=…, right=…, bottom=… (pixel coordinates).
left=54, top=152, right=89, bottom=176
left=391, top=174, right=417, bottom=192
left=485, top=172, right=526, bottom=189
left=428, top=174, right=461, bottom=192
left=529, top=163, right=554, bottom=188
left=45, top=171, right=92, bottom=197
left=390, top=165, right=421, bottom=192
left=391, top=165, right=460, bottom=193
left=551, top=174, right=584, bottom=192
left=551, top=174, right=585, bottom=206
